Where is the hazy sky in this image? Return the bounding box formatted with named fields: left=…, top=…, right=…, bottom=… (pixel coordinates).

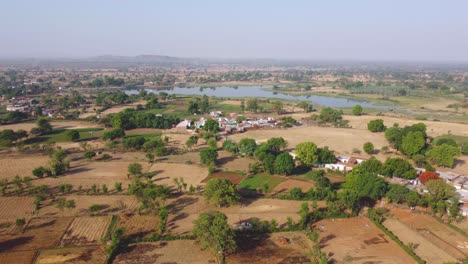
left=1, top=0, right=467, bottom=61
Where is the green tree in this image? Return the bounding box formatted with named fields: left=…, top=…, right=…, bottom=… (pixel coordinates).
left=342, top=171, right=388, bottom=213
left=386, top=184, right=410, bottom=204
left=319, top=107, right=343, bottom=123
left=36, top=117, right=53, bottom=134
left=207, top=138, right=218, bottom=150
left=101, top=128, right=125, bottom=141
left=354, top=157, right=382, bottom=175
left=367, top=119, right=386, bottom=132
left=83, top=151, right=96, bottom=160
left=295, top=142, right=319, bottom=166
left=381, top=157, right=416, bottom=179
left=200, top=149, right=218, bottom=165
left=401, top=131, right=426, bottom=157
left=186, top=135, right=199, bottom=148
left=238, top=138, right=257, bottom=156
left=240, top=100, right=245, bottom=113
left=193, top=211, right=237, bottom=264
left=246, top=98, right=259, bottom=113
left=203, top=119, right=219, bottom=133
left=272, top=101, right=284, bottom=114
left=352, top=104, right=363, bottom=116
left=64, top=130, right=80, bottom=142
left=274, top=153, right=295, bottom=175
left=426, top=144, right=461, bottom=168
left=425, top=179, right=456, bottom=202
left=128, top=163, right=143, bottom=178
left=363, top=142, right=374, bottom=154
left=204, top=179, right=240, bottom=207
left=265, top=137, right=287, bottom=155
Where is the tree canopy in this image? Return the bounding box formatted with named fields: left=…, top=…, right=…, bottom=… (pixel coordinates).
left=426, top=144, right=461, bottom=168
left=274, top=152, right=295, bottom=175
left=367, top=119, right=386, bottom=132
left=295, top=142, right=319, bottom=167
left=352, top=104, right=363, bottom=116
left=204, top=179, right=240, bottom=207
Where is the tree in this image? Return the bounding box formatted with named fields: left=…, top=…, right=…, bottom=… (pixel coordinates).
left=297, top=101, right=313, bottom=112
left=246, top=98, right=259, bottom=113
left=203, top=119, right=219, bottom=133
left=354, top=157, right=382, bottom=175
left=425, top=179, right=456, bottom=202
left=32, top=166, right=49, bottom=178
left=64, top=130, right=80, bottom=142
left=274, top=153, right=295, bottom=175
left=265, top=137, right=287, bottom=155
left=200, top=95, right=210, bottom=114
left=200, top=149, right=218, bottom=166
left=48, top=149, right=69, bottom=176
left=342, top=171, right=388, bottom=213
left=83, top=151, right=96, bottom=160
left=222, top=140, right=238, bottom=154
left=102, top=128, right=125, bottom=141
left=36, top=118, right=53, bottom=134
left=240, top=100, right=245, bottom=113
left=381, top=157, right=416, bottom=179
left=384, top=126, right=403, bottom=150
left=319, top=107, right=343, bottom=123
left=426, top=144, right=461, bottom=168
left=128, top=163, right=143, bottom=178
left=401, top=131, right=425, bottom=157
left=317, top=147, right=336, bottom=164
left=434, top=138, right=457, bottom=147
left=367, top=119, right=386, bottom=132
left=272, top=101, right=284, bottom=114
left=352, top=104, right=363, bottom=116
left=193, top=211, right=237, bottom=264
left=295, top=142, right=319, bottom=166
left=386, top=184, right=410, bottom=204
left=186, top=135, right=199, bottom=148
left=363, top=142, right=374, bottom=154
left=419, top=171, right=440, bottom=184
left=238, top=138, right=257, bottom=156
left=204, top=179, right=240, bottom=207
left=207, top=138, right=218, bottom=150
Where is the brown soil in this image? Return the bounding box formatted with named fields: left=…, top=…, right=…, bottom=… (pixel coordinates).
left=272, top=179, right=315, bottom=194
left=0, top=121, right=100, bottom=131
left=313, top=217, right=417, bottom=263
left=0, top=250, right=37, bottom=264
left=117, top=215, right=159, bottom=239
left=113, top=240, right=215, bottom=264
left=60, top=216, right=112, bottom=246
left=0, top=154, right=49, bottom=179
left=0, top=197, right=35, bottom=219
left=202, top=171, right=245, bottom=185
left=36, top=246, right=107, bottom=264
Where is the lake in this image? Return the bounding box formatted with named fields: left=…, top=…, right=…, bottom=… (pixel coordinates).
left=126, top=85, right=394, bottom=110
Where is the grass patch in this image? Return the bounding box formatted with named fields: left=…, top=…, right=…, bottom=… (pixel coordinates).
left=435, top=134, right=468, bottom=145
left=211, top=104, right=242, bottom=112
left=238, top=174, right=285, bottom=190
left=124, top=133, right=162, bottom=140
left=24, top=128, right=103, bottom=144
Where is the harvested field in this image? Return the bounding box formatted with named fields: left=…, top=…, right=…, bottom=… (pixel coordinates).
left=0, top=217, right=73, bottom=252
left=117, top=215, right=159, bottom=239
left=391, top=208, right=468, bottom=260
left=228, top=232, right=313, bottom=264
left=36, top=246, right=107, bottom=264
left=383, top=217, right=456, bottom=263
left=0, top=197, right=35, bottom=219
left=166, top=196, right=305, bottom=235
left=314, top=217, right=416, bottom=263
left=99, top=101, right=145, bottom=116
left=217, top=150, right=252, bottom=172
left=60, top=216, right=112, bottom=246
left=0, top=220, right=21, bottom=235
left=0, top=250, right=37, bottom=264
left=113, top=240, right=215, bottom=264
left=202, top=171, right=245, bottom=185
left=0, top=154, right=49, bottom=179
left=37, top=195, right=139, bottom=218
left=272, top=179, right=315, bottom=194
left=0, top=121, right=100, bottom=131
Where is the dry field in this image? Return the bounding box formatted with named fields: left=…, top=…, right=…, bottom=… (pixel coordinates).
left=117, top=215, right=159, bottom=239
left=37, top=195, right=139, bottom=218
left=0, top=217, right=73, bottom=252
left=272, top=179, right=315, bottom=194
left=0, top=154, right=49, bottom=179
left=0, top=197, right=35, bottom=219
left=99, top=101, right=146, bottom=116
left=36, top=246, right=107, bottom=264
left=0, top=219, right=22, bottom=235
left=383, top=217, right=457, bottom=263
left=113, top=240, right=215, bottom=264
left=166, top=196, right=305, bottom=235
left=391, top=208, right=468, bottom=260
left=217, top=150, right=252, bottom=172
left=0, top=120, right=100, bottom=131
left=228, top=232, right=313, bottom=264
left=0, top=250, right=37, bottom=264
left=313, top=217, right=416, bottom=263
left=202, top=171, right=245, bottom=185
left=60, top=216, right=112, bottom=246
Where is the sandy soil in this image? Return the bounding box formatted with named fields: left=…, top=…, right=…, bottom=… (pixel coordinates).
left=166, top=196, right=306, bottom=235
left=99, top=101, right=146, bottom=116
left=36, top=246, right=107, bottom=264
left=314, top=217, right=417, bottom=264
left=114, top=240, right=215, bottom=264
left=272, top=179, right=315, bottom=194
left=0, top=250, right=37, bottom=264
left=0, top=154, right=49, bottom=179
left=217, top=150, right=252, bottom=173
left=383, top=217, right=457, bottom=263
left=391, top=208, right=468, bottom=260
left=60, top=216, right=111, bottom=246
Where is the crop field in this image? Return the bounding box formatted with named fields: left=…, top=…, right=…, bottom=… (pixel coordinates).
left=0, top=154, right=49, bottom=179
left=113, top=240, right=215, bottom=264
left=272, top=179, right=315, bottom=194
left=60, top=216, right=112, bottom=246
left=228, top=232, right=313, bottom=264
left=117, top=215, right=159, bottom=239
left=313, top=217, right=416, bottom=263
left=24, top=128, right=103, bottom=144
left=238, top=174, right=285, bottom=191
left=36, top=246, right=107, bottom=264
left=0, top=217, right=73, bottom=252
left=390, top=208, right=468, bottom=261
left=0, top=197, right=35, bottom=219
left=202, top=171, right=245, bottom=185
left=0, top=250, right=37, bottom=264
left=217, top=150, right=252, bottom=172
left=383, top=217, right=457, bottom=263
left=0, top=121, right=100, bottom=132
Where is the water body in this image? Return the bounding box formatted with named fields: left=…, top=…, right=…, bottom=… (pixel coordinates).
left=127, top=85, right=393, bottom=110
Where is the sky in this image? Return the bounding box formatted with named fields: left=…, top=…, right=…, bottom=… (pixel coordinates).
left=1, top=0, right=467, bottom=61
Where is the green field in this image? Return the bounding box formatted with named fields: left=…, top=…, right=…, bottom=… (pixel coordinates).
left=238, top=174, right=285, bottom=190
left=434, top=134, right=468, bottom=145
left=210, top=104, right=242, bottom=112
left=25, top=128, right=103, bottom=144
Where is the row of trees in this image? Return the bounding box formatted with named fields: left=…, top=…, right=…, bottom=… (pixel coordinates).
left=105, top=109, right=180, bottom=130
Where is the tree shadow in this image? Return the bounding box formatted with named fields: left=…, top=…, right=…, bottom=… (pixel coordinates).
left=26, top=219, right=56, bottom=230
left=166, top=196, right=199, bottom=215
left=0, top=236, right=34, bottom=252
left=217, top=156, right=237, bottom=166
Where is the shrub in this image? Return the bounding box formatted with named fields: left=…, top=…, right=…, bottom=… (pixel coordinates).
left=83, top=151, right=96, bottom=160
left=32, top=166, right=49, bottom=178
left=367, top=119, right=386, bottom=132
left=418, top=171, right=439, bottom=184
left=363, top=142, right=374, bottom=154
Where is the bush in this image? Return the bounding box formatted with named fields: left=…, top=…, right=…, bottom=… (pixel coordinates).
left=363, top=142, right=374, bottom=154
left=64, top=130, right=80, bottom=142
left=83, top=151, right=96, bottom=160
left=367, top=119, right=386, bottom=132
left=32, top=166, right=49, bottom=178
left=418, top=171, right=439, bottom=184
left=352, top=104, right=363, bottom=116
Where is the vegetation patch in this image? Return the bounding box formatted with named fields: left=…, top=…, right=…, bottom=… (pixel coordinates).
left=238, top=174, right=285, bottom=191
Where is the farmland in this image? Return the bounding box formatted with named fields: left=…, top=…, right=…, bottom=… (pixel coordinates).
left=60, top=216, right=112, bottom=246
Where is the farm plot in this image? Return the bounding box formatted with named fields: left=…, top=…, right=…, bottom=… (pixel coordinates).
left=217, top=150, right=252, bottom=172
left=383, top=217, right=456, bottom=263
left=272, top=179, right=315, bottom=195
left=0, top=155, right=49, bottom=179
left=117, top=215, right=159, bottom=239
left=0, top=197, right=35, bottom=219
left=228, top=232, right=313, bottom=264
left=0, top=120, right=100, bottom=132
left=37, top=195, right=139, bottom=218
left=36, top=246, right=107, bottom=264
left=202, top=171, right=245, bottom=185
left=113, top=240, right=215, bottom=264
left=60, top=216, right=112, bottom=246
left=0, top=217, right=73, bottom=252
left=391, top=208, right=468, bottom=260
left=166, top=196, right=304, bottom=235
left=313, top=217, right=416, bottom=264
left=0, top=250, right=37, bottom=264
left=0, top=219, right=22, bottom=235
